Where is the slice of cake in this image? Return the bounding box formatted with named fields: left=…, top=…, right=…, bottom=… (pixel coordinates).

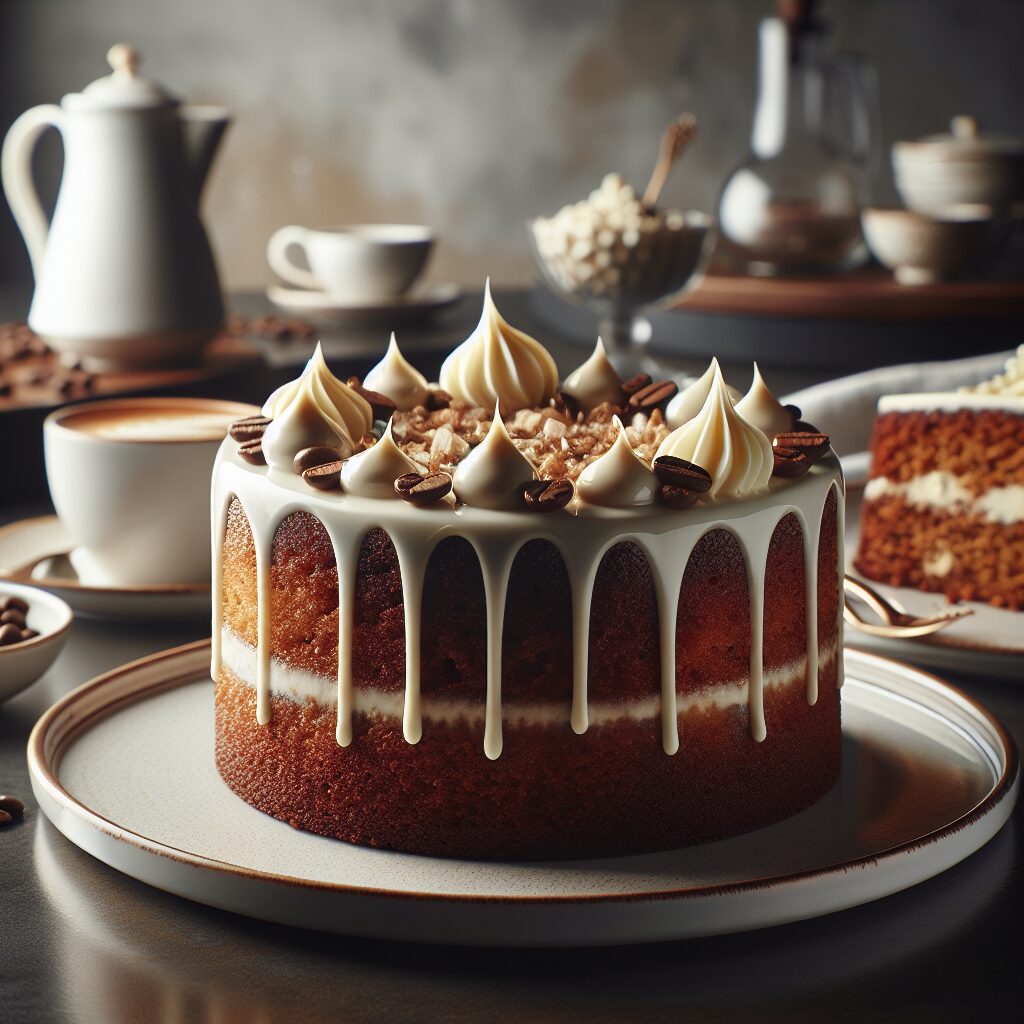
left=212, top=285, right=845, bottom=860
left=856, top=346, right=1024, bottom=610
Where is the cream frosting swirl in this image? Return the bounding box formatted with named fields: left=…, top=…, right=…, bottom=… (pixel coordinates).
left=363, top=333, right=431, bottom=411
left=734, top=363, right=793, bottom=440
left=666, top=358, right=742, bottom=429
left=439, top=279, right=559, bottom=412
left=577, top=417, right=659, bottom=508
left=261, top=342, right=373, bottom=470
left=339, top=420, right=420, bottom=499
left=561, top=337, right=624, bottom=412
left=452, top=406, right=536, bottom=509
left=656, top=363, right=773, bottom=499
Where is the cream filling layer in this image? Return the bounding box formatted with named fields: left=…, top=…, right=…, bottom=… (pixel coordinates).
left=219, top=627, right=837, bottom=728
left=864, top=473, right=1024, bottom=525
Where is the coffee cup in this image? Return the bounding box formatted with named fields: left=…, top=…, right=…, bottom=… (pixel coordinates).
left=43, top=397, right=258, bottom=586
left=266, top=224, right=434, bottom=300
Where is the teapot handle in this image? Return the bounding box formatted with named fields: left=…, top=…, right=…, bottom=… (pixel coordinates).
left=1, top=104, right=63, bottom=281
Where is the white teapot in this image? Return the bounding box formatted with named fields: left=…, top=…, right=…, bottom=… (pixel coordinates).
left=1, top=44, right=230, bottom=370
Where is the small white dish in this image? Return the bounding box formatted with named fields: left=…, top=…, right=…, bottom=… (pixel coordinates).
left=0, top=580, right=73, bottom=702
left=0, top=516, right=209, bottom=622
left=266, top=282, right=461, bottom=323
left=27, top=640, right=1019, bottom=946
left=844, top=470, right=1024, bottom=677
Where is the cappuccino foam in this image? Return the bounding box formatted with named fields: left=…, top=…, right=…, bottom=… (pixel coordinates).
left=61, top=403, right=242, bottom=443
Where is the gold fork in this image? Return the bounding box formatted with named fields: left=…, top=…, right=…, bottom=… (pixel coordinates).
left=844, top=575, right=972, bottom=639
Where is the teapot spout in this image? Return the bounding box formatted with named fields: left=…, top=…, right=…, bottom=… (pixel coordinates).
left=179, top=105, right=230, bottom=201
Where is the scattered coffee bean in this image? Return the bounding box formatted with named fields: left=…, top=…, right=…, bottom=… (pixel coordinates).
left=621, top=373, right=653, bottom=396
left=1, top=596, right=29, bottom=614
left=21, top=628, right=38, bottom=641
left=0, top=810, right=11, bottom=825
left=0, top=381, right=11, bottom=397
left=626, top=379, right=678, bottom=413
left=784, top=403, right=802, bottom=422
left=293, top=445, right=344, bottom=475
left=227, top=314, right=316, bottom=342
left=521, top=478, right=575, bottom=513
left=0, top=796, right=24, bottom=820
left=554, top=390, right=581, bottom=418
left=301, top=460, right=343, bottom=490
left=425, top=388, right=453, bottom=412
left=652, top=455, right=712, bottom=492
left=773, top=430, right=830, bottom=462
left=0, top=623, right=22, bottom=646
left=395, top=471, right=453, bottom=505
left=237, top=439, right=266, bottom=465
left=348, top=377, right=396, bottom=421
left=26, top=368, right=52, bottom=386
left=660, top=484, right=698, bottom=510
left=229, top=415, right=271, bottom=442
left=772, top=446, right=812, bottom=479
left=0, top=609, right=26, bottom=627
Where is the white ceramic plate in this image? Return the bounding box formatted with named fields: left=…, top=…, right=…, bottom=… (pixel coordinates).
left=0, top=516, right=209, bottom=622
left=267, top=282, right=462, bottom=323
left=841, top=459, right=1024, bottom=677
left=28, top=641, right=1018, bottom=947
left=0, top=580, right=73, bottom=702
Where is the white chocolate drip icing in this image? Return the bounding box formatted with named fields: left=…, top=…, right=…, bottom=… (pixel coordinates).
left=656, top=362, right=774, bottom=499
left=735, top=363, right=793, bottom=440
left=363, top=333, right=431, bottom=411
left=452, top=407, right=537, bottom=510
left=261, top=343, right=372, bottom=468
left=339, top=420, right=419, bottom=499
left=577, top=416, right=658, bottom=508
left=561, top=337, right=623, bottom=412
left=666, top=357, right=742, bottom=429
left=211, top=438, right=844, bottom=760
left=439, top=279, right=559, bottom=412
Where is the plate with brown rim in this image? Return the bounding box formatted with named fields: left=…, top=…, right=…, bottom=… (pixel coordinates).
left=0, top=516, right=209, bottom=621
left=28, top=640, right=1018, bottom=947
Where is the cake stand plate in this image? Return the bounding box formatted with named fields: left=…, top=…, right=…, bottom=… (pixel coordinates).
left=843, top=480, right=1024, bottom=678
left=28, top=641, right=1018, bottom=948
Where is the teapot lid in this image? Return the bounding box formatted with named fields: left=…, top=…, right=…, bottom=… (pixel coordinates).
left=906, top=115, right=1024, bottom=157
left=64, top=44, right=178, bottom=110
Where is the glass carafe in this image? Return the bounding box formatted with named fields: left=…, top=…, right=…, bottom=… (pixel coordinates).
left=718, top=17, right=877, bottom=275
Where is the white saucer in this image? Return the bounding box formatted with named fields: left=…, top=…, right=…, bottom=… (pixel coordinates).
left=267, top=282, right=462, bottom=323
left=0, top=516, right=209, bottom=622
left=28, top=641, right=1018, bottom=947
left=841, top=459, right=1024, bottom=678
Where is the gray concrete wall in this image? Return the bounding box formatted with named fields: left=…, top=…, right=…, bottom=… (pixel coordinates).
left=2, top=0, right=1022, bottom=289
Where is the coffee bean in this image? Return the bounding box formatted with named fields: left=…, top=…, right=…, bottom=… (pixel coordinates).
left=660, top=484, right=698, bottom=510
left=293, top=445, right=344, bottom=475
left=0, top=796, right=24, bottom=820
left=1, top=596, right=28, bottom=614
left=0, top=609, right=26, bottom=627
left=554, top=390, right=581, bottom=419
left=21, top=628, right=39, bottom=641
left=395, top=471, right=453, bottom=505
left=348, top=377, right=396, bottom=421
left=26, top=368, right=52, bottom=386
left=301, top=460, right=343, bottom=490
left=784, top=403, right=802, bottom=422
left=521, top=478, right=574, bottom=513
left=425, top=388, right=453, bottom=412
left=621, top=373, right=653, bottom=396
left=773, top=430, right=830, bottom=463
left=0, top=623, right=21, bottom=645
left=626, top=379, right=678, bottom=413
left=652, top=455, right=712, bottom=493
left=0, top=810, right=11, bottom=825
left=229, top=415, right=271, bottom=442
left=772, top=446, right=812, bottom=479
left=237, top=439, right=266, bottom=466
left=0, top=381, right=11, bottom=397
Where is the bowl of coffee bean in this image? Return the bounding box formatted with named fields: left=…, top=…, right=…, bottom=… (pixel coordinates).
left=0, top=582, right=73, bottom=702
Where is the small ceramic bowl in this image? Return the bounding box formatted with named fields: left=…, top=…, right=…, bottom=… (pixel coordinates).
left=861, top=205, right=992, bottom=285
left=0, top=581, right=73, bottom=702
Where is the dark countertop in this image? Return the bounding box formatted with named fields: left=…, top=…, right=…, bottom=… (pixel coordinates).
left=0, top=288, right=1021, bottom=1022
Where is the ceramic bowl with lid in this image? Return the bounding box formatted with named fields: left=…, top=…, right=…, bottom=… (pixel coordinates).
left=893, top=115, right=1024, bottom=215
